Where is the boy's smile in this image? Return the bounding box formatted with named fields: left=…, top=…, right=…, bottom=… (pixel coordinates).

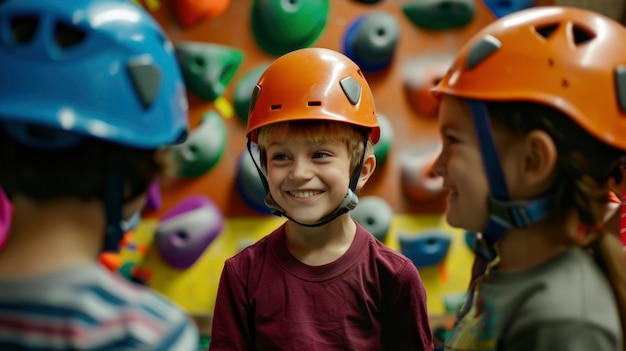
left=288, top=190, right=323, bottom=199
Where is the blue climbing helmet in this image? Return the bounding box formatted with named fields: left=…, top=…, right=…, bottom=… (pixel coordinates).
left=0, top=0, right=188, bottom=149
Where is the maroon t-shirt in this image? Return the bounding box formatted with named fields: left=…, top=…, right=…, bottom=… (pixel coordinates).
left=210, top=222, right=434, bottom=351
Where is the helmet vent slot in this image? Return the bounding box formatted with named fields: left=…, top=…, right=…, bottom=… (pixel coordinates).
left=10, top=16, right=38, bottom=44
left=340, top=77, right=361, bottom=105
left=614, top=66, right=626, bottom=113
left=250, top=85, right=261, bottom=111
left=307, top=101, right=321, bottom=107
left=534, top=23, right=559, bottom=40
left=271, top=104, right=282, bottom=110
left=466, top=34, right=501, bottom=70
left=128, top=57, right=161, bottom=108
left=54, top=22, right=85, bottom=49
left=571, top=24, right=595, bottom=45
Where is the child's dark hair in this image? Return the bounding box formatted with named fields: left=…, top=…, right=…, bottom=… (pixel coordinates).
left=0, top=126, right=163, bottom=203
left=487, top=101, right=621, bottom=226
left=486, top=101, right=626, bottom=345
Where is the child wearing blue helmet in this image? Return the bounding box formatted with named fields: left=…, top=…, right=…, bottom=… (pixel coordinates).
left=0, top=0, right=199, bottom=349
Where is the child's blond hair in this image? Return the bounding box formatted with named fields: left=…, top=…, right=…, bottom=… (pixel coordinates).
left=256, top=120, right=374, bottom=174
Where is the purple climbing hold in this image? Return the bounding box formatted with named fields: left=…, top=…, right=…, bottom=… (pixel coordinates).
left=145, top=178, right=162, bottom=211
left=155, top=195, right=224, bottom=269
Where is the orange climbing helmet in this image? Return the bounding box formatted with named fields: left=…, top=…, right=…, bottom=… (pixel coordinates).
left=247, top=47, right=380, bottom=144
left=432, top=6, right=626, bottom=151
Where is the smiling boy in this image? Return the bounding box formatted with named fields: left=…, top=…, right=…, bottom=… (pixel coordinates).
left=209, top=48, right=434, bottom=351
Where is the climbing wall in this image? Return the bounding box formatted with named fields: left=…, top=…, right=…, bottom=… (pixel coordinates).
left=116, top=0, right=554, bottom=338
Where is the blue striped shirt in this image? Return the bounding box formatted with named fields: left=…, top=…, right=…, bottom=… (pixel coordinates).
left=0, top=264, right=199, bottom=350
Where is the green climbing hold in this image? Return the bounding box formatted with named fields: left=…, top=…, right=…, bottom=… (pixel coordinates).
left=172, top=110, right=227, bottom=178
left=118, top=262, right=136, bottom=281
left=175, top=41, right=243, bottom=101
left=199, top=335, right=211, bottom=350
left=233, top=64, right=270, bottom=124
left=374, top=114, right=393, bottom=164
left=402, top=0, right=476, bottom=31
left=251, top=0, right=329, bottom=56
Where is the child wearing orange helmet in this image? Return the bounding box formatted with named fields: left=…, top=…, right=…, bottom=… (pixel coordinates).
left=431, top=6, right=626, bottom=351
left=210, top=48, right=434, bottom=350
left=0, top=0, right=198, bottom=349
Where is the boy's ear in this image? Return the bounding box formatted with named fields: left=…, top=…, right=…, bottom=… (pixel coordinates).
left=519, top=130, right=557, bottom=191
left=356, top=154, right=376, bottom=190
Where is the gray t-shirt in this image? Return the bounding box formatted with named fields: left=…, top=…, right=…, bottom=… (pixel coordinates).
left=445, top=247, right=622, bottom=351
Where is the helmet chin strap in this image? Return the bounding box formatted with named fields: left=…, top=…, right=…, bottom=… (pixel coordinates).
left=102, top=157, right=125, bottom=253
left=247, top=132, right=369, bottom=228
left=263, top=188, right=358, bottom=227
left=467, top=100, right=556, bottom=252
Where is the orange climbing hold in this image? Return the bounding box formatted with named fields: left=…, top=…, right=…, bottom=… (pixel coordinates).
left=173, top=0, right=232, bottom=28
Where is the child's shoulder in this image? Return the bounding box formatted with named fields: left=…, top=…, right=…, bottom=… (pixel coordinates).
left=76, top=264, right=187, bottom=316
left=357, top=225, right=416, bottom=273
left=0, top=264, right=197, bottom=350
left=92, top=270, right=197, bottom=350
left=18, top=263, right=189, bottom=324
left=491, top=247, right=619, bottom=336
left=93, top=266, right=199, bottom=349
